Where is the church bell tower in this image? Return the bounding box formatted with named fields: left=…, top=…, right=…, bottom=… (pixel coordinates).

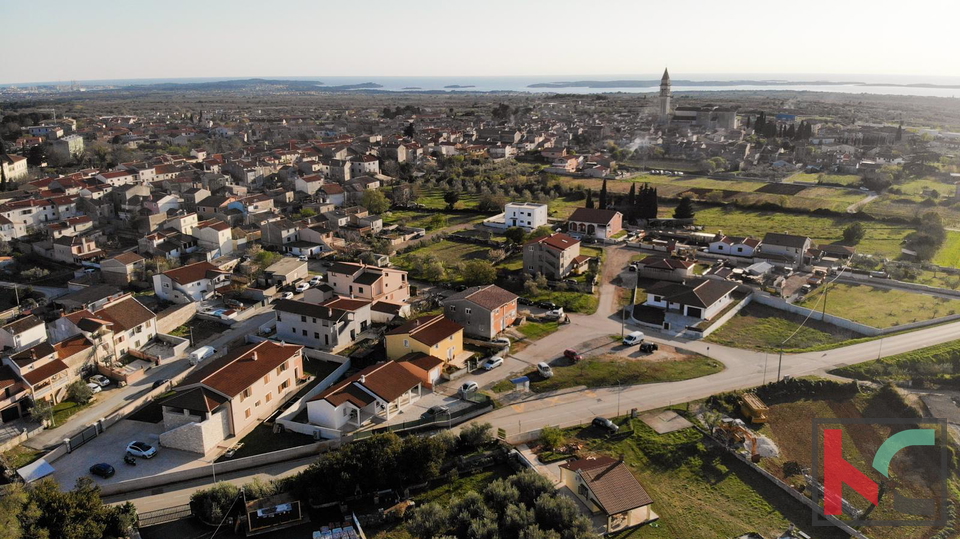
left=659, top=67, right=672, bottom=118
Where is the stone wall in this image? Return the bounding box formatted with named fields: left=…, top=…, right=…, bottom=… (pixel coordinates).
left=156, top=302, right=198, bottom=334
left=159, top=407, right=230, bottom=455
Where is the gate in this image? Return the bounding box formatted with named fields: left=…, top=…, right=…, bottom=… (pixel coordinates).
left=67, top=424, right=99, bottom=452
left=137, top=504, right=192, bottom=528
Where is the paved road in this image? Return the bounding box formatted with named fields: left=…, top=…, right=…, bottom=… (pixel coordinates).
left=0, top=281, right=69, bottom=300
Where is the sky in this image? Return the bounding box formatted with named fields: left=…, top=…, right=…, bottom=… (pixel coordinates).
left=2, top=0, right=958, bottom=84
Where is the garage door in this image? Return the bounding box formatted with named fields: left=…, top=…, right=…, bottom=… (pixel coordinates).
left=686, top=306, right=703, bottom=319
left=1, top=404, right=21, bottom=423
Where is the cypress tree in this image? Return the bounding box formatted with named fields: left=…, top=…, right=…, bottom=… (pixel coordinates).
left=599, top=179, right=608, bottom=210
left=585, top=190, right=594, bottom=209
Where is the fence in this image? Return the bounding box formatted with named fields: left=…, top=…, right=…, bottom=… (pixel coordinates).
left=274, top=358, right=352, bottom=438
left=137, top=504, right=192, bottom=528
left=0, top=423, right=44, bottom=454
left=155, top=302, right=198, bottom=334
left=66, top=423, right=100, bottom=453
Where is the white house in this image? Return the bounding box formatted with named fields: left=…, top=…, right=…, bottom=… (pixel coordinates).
left=274, top=297, right=371, bottom=352
left=644, top=278, right=738, bottom=320
left=0, top=315, right=47, bottom=353
left=708, top=234, right=761, bottom=257
left=153, top=261, right=230, bottom=303
left=496, top=202, right=549, bottom=231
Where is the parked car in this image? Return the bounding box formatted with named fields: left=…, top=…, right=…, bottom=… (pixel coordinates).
left=86, top=383, right=102, bottom=395
left=321, top=260, right=335, bottom=267
left=298, top=255, right=308, bottom=261
left=280, top=291, right=294, bottom=300
left=481, top=356, right=504, bottom=371
left=189, top=346, right=216, bottom=365
left=458, top=381, right=479, bottom=397
left=537, top=362, right=554, bottom=378
left=623, top=331, right=645, bottom=346
left=628, top=264, right=638, bottom=272
left=544, top=308, right=564, bottom=320
left=294, top=282, right=310, bottom=293
left=126, top=441, right=158, bottom=459
left=536, top=300, right=558, bottom=310
left=592, top=416, right=619, bottom=434
left=152, top=379, right=170, bottom=390
left=89, top=375, right=111, bottom=388
left=639, top=343, right=659, bottom=353
left=309, top=276, right=322, bottom=286
left=563, top=349, right=583, bottom=363
left=491, top=337, right=511, bottom=348
left=518, top=297, right=535, bottom=306
left=420, top=405, right=450, bottom=419
left=89, top=463, right=115, bottom=478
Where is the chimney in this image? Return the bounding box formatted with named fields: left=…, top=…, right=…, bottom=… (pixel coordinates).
left=251, top=352, right=258, bottom=361
left=359, top=375, right=366, bottom=384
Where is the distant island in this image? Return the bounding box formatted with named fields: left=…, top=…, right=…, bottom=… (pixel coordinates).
left=444, top=85, right=476, bottom=89
left=118, top=78, right=385, bottom=93
left=402, top=87, right=422, bottom=90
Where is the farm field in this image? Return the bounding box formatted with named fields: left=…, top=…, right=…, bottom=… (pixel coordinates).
left=382, top=210, right=484, bottom=229
left=705, top=303, right=860, bottom=351
left=688, top=205, right=915, bottom=258
left=797, top=283, right=960, bottom=328
left=934, top=230, right=960, bottom=268
left=393, top=240, right=491, bottom=281
left=861, top=194, right=960, bottom=227
left=788, top=172, right=863, bottom=186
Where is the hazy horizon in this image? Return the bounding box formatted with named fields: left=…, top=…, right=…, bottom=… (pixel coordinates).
left=2, top=0, right=957, bottom=85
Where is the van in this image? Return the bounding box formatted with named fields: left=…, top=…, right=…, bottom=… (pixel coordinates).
left=623, top=331, right=645, bottom=346
left=537, top=362, right=554, bottom=378
left=189, top=346, right=216, bottom=365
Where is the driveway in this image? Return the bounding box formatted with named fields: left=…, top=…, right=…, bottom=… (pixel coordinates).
left=49, top=417, right=217, bottom=489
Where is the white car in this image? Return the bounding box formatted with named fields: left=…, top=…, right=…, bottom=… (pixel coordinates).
left=295, top=282, right=310, bottom=293
left=88, top=375, right=111, bottom=388
left=623, top=331, right=645, bottom=346
left=298, top=255, right=308, bottom=261
left=544, top=308, right=564, bottom=320
left=537, top=362, right=554, bottom=378
left=481, top=356, right=504, bottom=370
left=309, top=276, right=322, bottom=286
left=86, top=383, right=102, bottom=394
left=126, top=441, right=158, bottom=459
left=459, top=381, right=479, bottom=397
left=280, top=291, right=294, bottom=300
left=491, top=337, right=511, bottom=348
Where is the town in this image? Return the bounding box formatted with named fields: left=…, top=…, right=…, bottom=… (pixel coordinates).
left=2, top=22, right=960, bottom=539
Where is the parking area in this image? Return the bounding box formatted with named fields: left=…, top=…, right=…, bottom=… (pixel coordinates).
left=49, top=417, right=216, bottom=488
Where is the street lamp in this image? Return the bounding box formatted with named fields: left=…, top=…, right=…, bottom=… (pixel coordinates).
left=616, top=379, right=622, bottom=417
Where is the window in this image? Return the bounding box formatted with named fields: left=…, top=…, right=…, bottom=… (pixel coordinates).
left=255, top=400, right=261, bottom=407
left=301, top=315, right=306, bottom=322
left=314, top=332, right=320, bottom=339
left=245, top=409, right=251, bottom=419
left=449, top=305, right=456, bottom=313
left=263, top=373, right=270, bottom=384
left=278, top=380, right=290, bottom=392
left=276, top=362, right=288, bottom=375
left=241, top=388, right=251, bottom=401
left=464, top=308, right=471, bottom=315
left=302, top=329, right=307, bottom=336
left=403, top=339, right=409, bottom=348
left=265, top=393, right=272, bottom=403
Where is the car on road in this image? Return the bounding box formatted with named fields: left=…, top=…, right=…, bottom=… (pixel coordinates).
left=280, top=291, right=294, bottom=300
left=592, top=416, right=619, bottom=434
left=321, top=260, right=335, bottom=267
left=295, top=282, right=311, bottom=293
left=623, top=331, right=645, bottom=346
left=481, top=356, right=504, bottom=370
left=89, top=463, right=115, bottom=478
left=152, top=379, right=170, bottom=390
left=491, top=337, right=511, bottom=348
left=420, top=405, right=450, bottom=419
left=126, top=441, right=158, bottom=459
left=563, top=349, right=583, bottom=363
left=536, top=300, right=558, bottom=310
left=89, top=375, right=111, bottom=388
left=309, top=276, right=322, bottom=286
left=537, top=362, right=554, bottom=378
left=298, top=255, right=308, bottom=261
left=189, top=346, right=216, bottom=365
left=458, top=381, right=479, bottom=397
left=544, top=308, right=564, bottom=320
left=518, top=297, right=534, bottom=306
left=86, top=382, right=102, bottom=394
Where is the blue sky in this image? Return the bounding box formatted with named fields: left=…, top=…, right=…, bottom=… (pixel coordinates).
left=2, top=0, right=957, bottom=84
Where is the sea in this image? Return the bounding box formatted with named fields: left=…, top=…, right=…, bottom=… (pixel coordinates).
left=6, top=74, right=960, bottom=99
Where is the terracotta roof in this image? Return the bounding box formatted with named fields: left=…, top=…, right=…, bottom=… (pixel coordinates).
left=762, top=232, right=810, bottom=249
left=94, top=295, right=155, bottom=332
left=321, top=297, right=371, bottom=311
left=21, top=359, right=69, bottom=386
left=162, top=261, right=227, bottom=285
left=312, top=360, right=421, bottom=407
left=109, top=251, right=145, bottom=265
left=568, top=208, right=621, bottom=225
left=53, top=335, right=93, bottom=360
left=443, top=285, right=517, bottom=311
left=397, top=352, right=444, bottom=372
left=1, top=315, right=43, bottom=335
left=10, top=342, right=56, bottom=368
left=637, top=256, right=694, bottom=270
left=387, top=314, right=462, bottom=347
left=181, top=341, right=302, bottom=399
left=525, top=233, right=580, bottom=252
left=560, top=456, right=653, bottom=514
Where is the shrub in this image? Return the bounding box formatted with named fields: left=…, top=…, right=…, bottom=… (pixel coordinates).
left=459, top=422, right=493, bottom=449
left=406, top=502, right=448, bottom=538
left=191, top=482, right=241, bottom=523
left=538, top=426, right=565, bottom=451
left=66, top=380, right=94, bottom=405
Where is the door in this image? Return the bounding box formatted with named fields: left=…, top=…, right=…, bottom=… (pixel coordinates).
left=1, top=404, right=21, bottom=423
left=686, top=307, right=703, bottom=319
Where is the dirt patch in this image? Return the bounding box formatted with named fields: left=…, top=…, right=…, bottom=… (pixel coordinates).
left=755, top=183, right=807, bottom=195
left=641, top=409, right=694, bottom=434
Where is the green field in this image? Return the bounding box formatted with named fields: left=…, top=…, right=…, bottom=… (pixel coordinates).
left=934, top=230, right=960, bottom=268
left=831, top=339, right=960, bottom=383
left=798, top=283, right=960, bottom=328
left=516, top=320, right=560, bottom=340
left=705, top=303, right=860, bottom=352
left=527, top=353, right=722, bottom=393
left=417, top=188, right=481, bottom=210
left=382, top=210, right=484, bottom=230
left=690, top=205, right=915, bottom=258
left=789, top=172, right=862, bottom=186
left=861, top=195, right=960, bottom=227
left=394, top=240, right=492, bottom=281
left=520, top=289, right=599, bottom=314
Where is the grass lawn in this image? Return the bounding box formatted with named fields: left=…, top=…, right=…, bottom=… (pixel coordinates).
left=830, top=339, right=960, bottom=383
left=560, top=415, right=841, bottom=538
left=417, top=188, right=481, bottom=210
left=861, top=195, right=960, bottom=227
left=522, top=290, right=599, bottom=314
left=899, top=268, right=960, bottom=290
left=2, top=445, right=44, bottom=469
left=691, top=205, right=915, bottom=258
left=705, top=303, right=860, bottom=352
left=412, top=464, right=514, bottom=506
left=529, top=353, right=722, bottom=393
left=516, top=321, right=560, bottom=341
left=216, top=423, right=315, bottom=461
left=51, top=400, right=89, bottom=427
left=797, top=283, right=960, bottom=328
left=383, top=210, right=484, bottom=230
left=789, top=172, right=862, bottom=186
left=395, top=240, right=492, bottom=281
left=934, top=230, right=960, bottom=268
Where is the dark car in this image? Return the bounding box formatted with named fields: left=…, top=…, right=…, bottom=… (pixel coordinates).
left=563, top=349, right=583, bottom=363
left=89, top=463, right=115, bottom=478
left=592, top=417, right=619, bottom=434
left=420, top=405, right=450, bottom=419
left=152, top=379, right=170, bottom=389
left=518, top=297, right=535, bottom=306
left=536, top=300, right=558, bottom=310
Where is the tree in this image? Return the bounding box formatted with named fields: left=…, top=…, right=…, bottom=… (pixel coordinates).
left=627, top=183, right=636, bottom=206
left=360, top=189, right=390, bottom=214
left=67, top=380, right=94, bottom=405
left=407, top=502, right=448, bottom=538
left=459, top=422, right=493, bottom=449
left=428, top=213, right=448, bottom=230
left=539, top=426, right=565, bottom=451
left=462, top=260, right=497, bottom=286
left=528, top=226, right=553, bottom=240
left=403, top=122, right=416, bottom=138
left=842, top=222, right=866, bottom=244
left=598, top=179, right=608, bottom=209
left=505, top=227, right=527, bottom=245
left=443, top=190, right=461, bottom=210
left=637, top=183, right=658, bottom=220
left=477, top=193, right=507, bottom=212
left=508, top=470, right=555, bottom=507
left=20, top=477, right=129, bottom=539
left=190, top=482, right=241, bottom=523
left=254, top=250, right=282, bottom=272
left=673, top=196, right=695, bottom=219
left=584, top=190, right=594, bottom=209
left=29, top=398, right=53, bottom=426
left=27, top=145, right=45, bottom=167
left=483, top=479, right=520, bottom=515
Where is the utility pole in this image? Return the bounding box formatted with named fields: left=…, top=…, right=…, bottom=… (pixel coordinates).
left=877, top=337, right=884, bottom=360
left=777, top=345, right=784, bottom=382
left=617, top=379, right=622, bottom=417
left=621, top=305, right=626, bottom=338
left=821, top=283, right=829, bottom=319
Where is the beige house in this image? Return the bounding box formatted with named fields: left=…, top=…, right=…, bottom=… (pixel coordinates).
left=101, top=252, right=146, bottom=285
left=559, top=456, right=657, bottom=534
left=523, top=233, right=590, bottom=280
left=51, top=295, right=157, bottom=363
left=159, top=341, right=304, bottom=454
